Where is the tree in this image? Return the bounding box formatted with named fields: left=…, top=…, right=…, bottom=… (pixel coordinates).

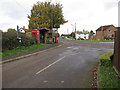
left=28, top=1, right=67, bottom=30
left=7, top=28, right=16, bottom=32
left=89, top=30, right=95, bottom=35
left=70, top=32, right=75, bottom=38
left=89, top=30, right=95, bottom=39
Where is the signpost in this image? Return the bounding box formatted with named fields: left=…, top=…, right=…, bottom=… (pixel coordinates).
left=17, top=25, right=21, bottom=42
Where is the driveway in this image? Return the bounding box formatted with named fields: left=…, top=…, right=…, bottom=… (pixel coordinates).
left=2, top=39, right=114, bottom=88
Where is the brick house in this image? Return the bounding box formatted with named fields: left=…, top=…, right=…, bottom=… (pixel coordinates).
left=95, top=25, right=118, bottom=40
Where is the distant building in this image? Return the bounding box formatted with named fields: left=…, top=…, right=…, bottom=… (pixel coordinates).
left=76, top=30, right=89, bottom=39
left=95, top=25, right=118, bottom=40
left=61, top=34, right=70, bottom=38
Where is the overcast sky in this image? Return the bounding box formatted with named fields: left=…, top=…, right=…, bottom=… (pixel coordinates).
left=0, top=0, right=119, bottom=34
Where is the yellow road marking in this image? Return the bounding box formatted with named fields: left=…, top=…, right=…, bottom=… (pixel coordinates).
left=36, top=56, right=66, bottom=75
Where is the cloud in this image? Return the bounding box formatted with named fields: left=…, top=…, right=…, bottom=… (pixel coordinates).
left=58, top=0, right=119, bottom=34
left=0, top=0, right=27, bottom=19
left=0, top=0, right=119, bottom=34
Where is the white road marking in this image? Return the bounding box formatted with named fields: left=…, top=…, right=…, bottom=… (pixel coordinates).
left=36, top=56, right=66, bottom=75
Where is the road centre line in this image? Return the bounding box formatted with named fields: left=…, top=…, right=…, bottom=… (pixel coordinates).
left=36, top=56, right=66, bottom=75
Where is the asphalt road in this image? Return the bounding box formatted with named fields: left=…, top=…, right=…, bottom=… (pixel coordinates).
left=2, top=39, right=114, bottom=88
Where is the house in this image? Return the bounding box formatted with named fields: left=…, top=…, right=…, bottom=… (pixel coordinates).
left=76, top=30, right=89, bottom=40
left=61, top=34, right=70, bottom=38
left=95, top=25, right=118, bottom=40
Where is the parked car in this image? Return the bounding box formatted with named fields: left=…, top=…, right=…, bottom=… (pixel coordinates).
left=68, top=36, right=73, bottom=39
left=61, top=36, right=65, bottom=39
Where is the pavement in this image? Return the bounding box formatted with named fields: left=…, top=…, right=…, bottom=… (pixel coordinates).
left=2, top=39, right=114, bottom=88
left=2, top=42, right=63, bottom=61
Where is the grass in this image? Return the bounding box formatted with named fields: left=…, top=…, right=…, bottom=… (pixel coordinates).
left=98, top=52, right=119, bottom=88
left=2, top=44, right=48, bottom=58
left=67, top=38, right=114, bottom=42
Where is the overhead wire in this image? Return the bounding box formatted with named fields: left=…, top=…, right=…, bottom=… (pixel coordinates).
left=15, top=0, right=31, bottom=14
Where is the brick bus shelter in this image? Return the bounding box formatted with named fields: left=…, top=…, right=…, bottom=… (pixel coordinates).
left=31, top=28, right=50, bottom=43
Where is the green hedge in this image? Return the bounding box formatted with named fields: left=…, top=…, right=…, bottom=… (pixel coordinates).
left=99, top=52, right=119, bottom=88
left=2, top=32, right=38, bottom=51
left=99, top=52, right=113, bottom=67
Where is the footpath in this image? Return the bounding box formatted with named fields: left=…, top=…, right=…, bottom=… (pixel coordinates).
left=2, top=42, right=63, bottom=63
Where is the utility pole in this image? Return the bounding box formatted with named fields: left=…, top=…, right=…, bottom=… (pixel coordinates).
left=51, top=7, right=53, bottom=44
left=75, top=23, right=76, bottom=40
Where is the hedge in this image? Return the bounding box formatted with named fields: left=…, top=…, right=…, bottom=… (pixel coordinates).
left=2, top=32, right=38, bottom=51
left=99, top=52, right=113, bottom=67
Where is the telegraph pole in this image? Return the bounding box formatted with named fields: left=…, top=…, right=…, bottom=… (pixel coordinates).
left=51, top=7, right=53, bottom=44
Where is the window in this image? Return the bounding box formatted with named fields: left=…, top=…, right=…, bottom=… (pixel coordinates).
left=33, top=33, right=36, bottom=37
left=109, top=30, right=111, bottom=32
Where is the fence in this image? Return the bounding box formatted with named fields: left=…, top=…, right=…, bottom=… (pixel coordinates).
left=113, top=29, right=120, bottom=73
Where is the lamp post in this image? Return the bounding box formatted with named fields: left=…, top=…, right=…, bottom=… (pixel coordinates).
left=51, top=8, right=58, bottom=43
left=71, top=23, right=76, bottom=40
left=71, top=24, right=74, bottom=38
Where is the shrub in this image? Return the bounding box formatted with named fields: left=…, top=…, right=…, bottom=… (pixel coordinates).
left=99, top=52, right=119, bottom=88
left=2, top=32, right=38, bottom=51
left=99, top=52, right=113, bottom=67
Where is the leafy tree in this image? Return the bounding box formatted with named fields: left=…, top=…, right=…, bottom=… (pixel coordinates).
left=70, top=32, right=75, bottom=38
left=89, top=30, right=95, bottom=39
left=89, top=30, right=95, bottom=36
left=28, top=1, right=67, bottom=30
left=7, top=28, right=16, bottom=32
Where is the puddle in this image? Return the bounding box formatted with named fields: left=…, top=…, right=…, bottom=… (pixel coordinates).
left=67, top=47, right=72, bottom=49
left=73, top=48, right=79, bottom=50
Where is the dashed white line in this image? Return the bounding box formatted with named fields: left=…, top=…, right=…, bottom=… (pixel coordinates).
left=36, top=56, right=66, bottom=75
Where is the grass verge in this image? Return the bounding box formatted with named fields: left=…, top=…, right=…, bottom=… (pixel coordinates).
left=2, top=44, right=48, bottom=58
left=67, top=38, right=113, bottom=42
left=98, top=52, right=119, bottom=88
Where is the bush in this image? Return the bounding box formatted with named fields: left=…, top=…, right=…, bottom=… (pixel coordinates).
left=99, top=52, right=113, bottom=67
left=2, top=32, right=38, bottom=51
left=99, top=52, right=119, bottom=88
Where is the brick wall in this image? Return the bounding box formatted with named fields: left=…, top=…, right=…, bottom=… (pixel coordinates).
left=96, top=31, right=103, bottom=40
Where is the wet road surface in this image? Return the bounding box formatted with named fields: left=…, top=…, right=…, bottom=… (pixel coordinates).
left=2, top=39, right=114, bottom=88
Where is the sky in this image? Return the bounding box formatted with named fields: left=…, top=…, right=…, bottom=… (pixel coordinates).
left=0, top=0, right=119, bottom=35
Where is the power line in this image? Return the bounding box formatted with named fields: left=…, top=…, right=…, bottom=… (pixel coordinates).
left=15, top=0, right=30, bottom=14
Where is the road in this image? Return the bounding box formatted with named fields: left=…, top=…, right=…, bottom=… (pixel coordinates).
left=2, top=39, right=114, bottom=88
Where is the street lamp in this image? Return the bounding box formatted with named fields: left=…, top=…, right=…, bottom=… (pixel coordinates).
left=71, top=23, right=76, bottom=40
left=51, top=9, right=58, bottom=43
left=71, top=24, right=74, bottom=38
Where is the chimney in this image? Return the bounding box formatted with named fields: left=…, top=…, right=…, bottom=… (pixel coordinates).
left=101, top=26, right=104, bottom=40
left=101, top=26, right=103, bottom=31
left=23, top=26, right=25, bottom=29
